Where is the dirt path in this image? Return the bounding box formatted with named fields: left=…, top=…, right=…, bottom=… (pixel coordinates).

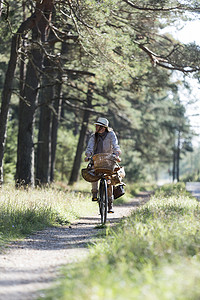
left=0, top=192, right=150, bottom=300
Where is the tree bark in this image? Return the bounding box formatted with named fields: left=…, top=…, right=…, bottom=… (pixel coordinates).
left=0, top=0, right=54, bottom=183
left=15, top=0, right=54, bottom=187
left=176, top=130, right=180, bottom=182
left=16, top=33, right=44, bottom=186
left=36, top=63, right=53, bottom=185
left=68, top=82, right=94, bottom=185
left=0, top=1, right=3, bottom=18
left=50, top=73, right=62, bottom=182
left=172, top=146, right=176, bottom=182
left=0, top=18, right=35, bottom=183
left=50, top=41, right=68, bottom=182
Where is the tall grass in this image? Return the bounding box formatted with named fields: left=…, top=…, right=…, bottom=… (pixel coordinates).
left=42, top=188, right=200, bottom=300
left=0, top=184, right=95, bottom=243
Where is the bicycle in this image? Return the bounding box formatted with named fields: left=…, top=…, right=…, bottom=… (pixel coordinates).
left=86, top=158, right=111, bottom=225
left=82, top=153, right=122, bottom=225
left=93, top=154, right=120, bottom=225
left=98, top=173, right=110, bottom=225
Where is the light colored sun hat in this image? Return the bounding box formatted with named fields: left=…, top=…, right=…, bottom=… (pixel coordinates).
left=94, top=117, right=109, bottom=128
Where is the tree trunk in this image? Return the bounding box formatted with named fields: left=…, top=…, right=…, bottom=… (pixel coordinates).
left=68, top=82, right=94, bottom=185
left=16, top=33, right=43, bottom=186
left=50, top=73, right=62, bottom=182
left=50, top=41, right=68, bottom=182
left=0, top=1, right=3, bottom=17
left=0, top=34, right=20, bottom=183
left=172, top=147, right=176, bottom=182
left=15, top=0, right=54, bottom=187
left=19, top=2, right=26, bottom=108
left=36, top=63, right=53, bottom=185
left=176, top=130, right=180, bottom=182
left=0, top=0, right=54, bottom=183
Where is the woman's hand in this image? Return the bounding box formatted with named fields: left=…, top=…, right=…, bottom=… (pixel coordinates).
left=113, top=154, right=121, bottom=162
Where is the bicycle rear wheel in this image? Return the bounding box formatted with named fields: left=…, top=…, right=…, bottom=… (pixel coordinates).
left=99, top=178, right=108, bottom=224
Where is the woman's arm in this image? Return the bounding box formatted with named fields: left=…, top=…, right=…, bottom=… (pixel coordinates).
left=85, top=134, right=95, bottom=158
left=110, top=131, right=121, bottom=156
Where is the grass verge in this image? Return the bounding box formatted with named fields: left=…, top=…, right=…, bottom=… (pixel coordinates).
left=0, top=184, right=96, bottom=246
left=41, top=186, right=200, bottom=300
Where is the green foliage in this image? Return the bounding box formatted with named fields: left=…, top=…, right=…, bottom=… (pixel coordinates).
left=42, top=193, right=200, bottom=300
left=170, top=43, right=200, bottom=69
left=154, top=182, right=189, bottom=197
left=179, top=146, right=200, bottom=181
left=0, top=0, right=199, bottom=186
left=120, top=141, right=147, bottom=182
left=181, top=172, right=200, bottom=182
left=127, top=182, right=157, bottom=196
left=55, top=128, right=79, bottom=181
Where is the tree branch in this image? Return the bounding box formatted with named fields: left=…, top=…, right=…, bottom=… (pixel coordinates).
left=63, top=68, right=95, bottom=77
left=122, top=0, right=185, bottom=11
left=136, top=41, right=200, bottom=73
left=66, top=0, right=93, bottom=29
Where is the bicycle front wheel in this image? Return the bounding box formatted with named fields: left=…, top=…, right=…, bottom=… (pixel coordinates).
left=99, top=178, right=108, bottom=225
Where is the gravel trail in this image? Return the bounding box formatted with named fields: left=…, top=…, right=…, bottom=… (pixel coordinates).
left=0, top=193, right=150, bottom=300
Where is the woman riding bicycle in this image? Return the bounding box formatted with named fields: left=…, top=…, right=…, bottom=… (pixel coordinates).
left=85, top=117, right=121, bottom=213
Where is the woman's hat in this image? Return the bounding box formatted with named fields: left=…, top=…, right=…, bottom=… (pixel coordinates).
left=94, top=117, right=109, bottom=128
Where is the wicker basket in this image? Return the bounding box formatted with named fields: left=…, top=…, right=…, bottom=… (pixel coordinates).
left=93, top=153, right=117, bottom=174
left=81, top=168, right=102, bottom=182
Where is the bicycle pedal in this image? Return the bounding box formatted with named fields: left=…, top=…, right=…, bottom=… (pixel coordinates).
left=92, top=197, right=98, bottom=202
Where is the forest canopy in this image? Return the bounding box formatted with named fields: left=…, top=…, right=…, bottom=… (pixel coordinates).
left=0, top=0, right=200, bottom=185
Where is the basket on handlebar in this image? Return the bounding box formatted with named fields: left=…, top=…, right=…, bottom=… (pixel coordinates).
left=93, top=153, right=117, bottom=175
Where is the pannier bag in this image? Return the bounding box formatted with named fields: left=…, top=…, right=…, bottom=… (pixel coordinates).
left=113, top=184, right=125, bottom=199
left=111, top=167, right=125, bottom=185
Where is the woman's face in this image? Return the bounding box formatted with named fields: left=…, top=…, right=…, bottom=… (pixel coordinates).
left=95, top=125, right=106, bottom=133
